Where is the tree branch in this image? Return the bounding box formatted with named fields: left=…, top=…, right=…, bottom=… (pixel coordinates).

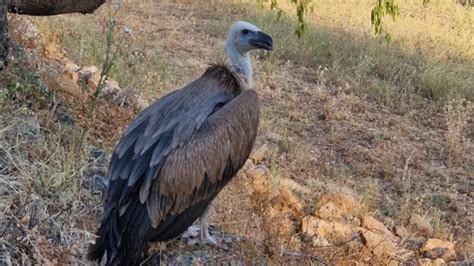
left=8, top=0, right=105, bottom=16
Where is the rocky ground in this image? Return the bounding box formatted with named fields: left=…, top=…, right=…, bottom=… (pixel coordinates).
left=0, top=1, right=472, bottom=265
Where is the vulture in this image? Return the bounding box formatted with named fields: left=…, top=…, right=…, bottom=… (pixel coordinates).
left=88, top=21, right=273, bottom=265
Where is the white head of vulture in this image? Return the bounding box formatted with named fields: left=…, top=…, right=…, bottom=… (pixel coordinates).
left=88, top=21, right=273, bottom=265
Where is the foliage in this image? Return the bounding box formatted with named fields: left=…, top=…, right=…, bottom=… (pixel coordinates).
left=269, top=0, right=314, bottom=38
left=267, top=0, right=453, bottom=38
left=371, top=0, right=400, bottom=41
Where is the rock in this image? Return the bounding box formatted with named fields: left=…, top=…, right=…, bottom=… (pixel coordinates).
left=20, top=215, right=30, bottom=225
left=104, top=79, right=120, bottom=91
left=421, top=239, right=455, bottom=260
left=433, top=258, right=446, bottom=265
left=361, top=230, right=397, bottom=257
left=64, top=62, right=80, bottom=72
left=317, top=193, right=357, bottom=214
left=245, top=167, right=266, bottom=180
left=387, top=260, right=399, bottom=266
left=59, top=73, right=81, bottom=97
left=79, top=66, right=100, bottom=80
left=301, top=216, right=355, bottom=240
left=265, top=132, right=282, bottom=143
left=246, top=167, right=273, bottom=195
left=409, top=214, right=433, bottom=235
left=88, top=72, right=102, bottom=89
left=99, top=84, right=147, bottom=110
left=394, top=225, right=410, bottom=239
left=43, top=41, right=62, bottom=59
left=270, top=188, right=303, bottom=217
left=98, top=79, right=122, bottom=100
left=362, top=216, right=393, bottom=237
left=419, top=258, right=447, bottom=266
left=63, top=71, right=79, bottom=83
left=404, top=236, right=427, bottom=251
left=419, top=258, right=434, bottom=266
left=250, top=144, right=268, bottom=164
left=316, top=201, right=344, bottom=221
left=311, top=235, right=331, bottom=247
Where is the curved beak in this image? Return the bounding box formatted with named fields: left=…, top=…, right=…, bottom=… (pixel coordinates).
left=250, top=31, right=273, bottom=51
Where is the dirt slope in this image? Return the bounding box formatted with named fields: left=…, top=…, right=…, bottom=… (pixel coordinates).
left=1, top=1, right=472, bottom=264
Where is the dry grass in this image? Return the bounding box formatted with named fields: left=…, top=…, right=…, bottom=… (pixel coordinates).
left=241, top=0, right=474, bottom=102
left=0, top=58, right=101, bottom=263
left=1, top=0, right=473, bottom=264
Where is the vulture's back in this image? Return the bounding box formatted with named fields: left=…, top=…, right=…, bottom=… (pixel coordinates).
left=88, top=64, right=259, bottom=265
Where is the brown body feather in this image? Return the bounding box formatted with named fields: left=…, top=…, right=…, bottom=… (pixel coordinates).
left=88, top=63, right=259, bottom=265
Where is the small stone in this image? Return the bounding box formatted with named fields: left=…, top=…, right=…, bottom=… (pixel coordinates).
left=362, top=216, right=392, bottom=236
left=79, top=66, right=100, bottom=80
left=245, top=167, right=266, bottom=180
left=419, top=258, right=447, bottom=266
left=316, top=201, right=344, bottom=221
left=20, top=215, right=30, bottom=225
left=43, top=41, right=61, bottom=58
left=105, top=79, right=120, bottom=91
left=301, top=216, right=355, bottom=240
left=410, top=214, right=434, bottom=235
left=387, top=260, right=399, bottom=266
left=317, top=193, right=357, bottom=214
left=98, top=79, right=122, bottom=102
left=88, top=72, right=102, bottom=89
left=394, top=225, right=410, bottom=238
left=361, top=230, right=397, bottom=257
left=311, top=235, right=331, bottom=247
left=64, top=62, right=80, bottom=72
left=276, top=188, right=303, bottom=217
left=250, top=144, right=268, bottom=164
left=419, top=258, right=434, bottom=266
left=404, top=236, right=427, bottom=251
left=63, top=71, right=79, bottom=83
left=421, top=239, right=455, bottom=260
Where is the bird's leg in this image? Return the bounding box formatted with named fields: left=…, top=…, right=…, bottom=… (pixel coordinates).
left=199, top=205, right=220, bottom=246
left=182, top=205, right=240, bottom=249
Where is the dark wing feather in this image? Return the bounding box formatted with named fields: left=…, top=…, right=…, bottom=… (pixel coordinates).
left=147, top=89, right=259, bottom=226
left=103, top=66, right=242, bottom=210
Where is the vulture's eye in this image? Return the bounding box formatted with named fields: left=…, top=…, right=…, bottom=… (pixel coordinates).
left=242, top=29, right=249, bottom=35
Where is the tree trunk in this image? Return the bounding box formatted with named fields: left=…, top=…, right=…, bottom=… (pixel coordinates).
left=0, top=0, right=9, bottom=71
left=0, top=0, right=105, bottom=71
left=9, top=0, right=105, bottom=16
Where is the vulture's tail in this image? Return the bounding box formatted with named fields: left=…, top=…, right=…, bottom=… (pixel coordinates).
left=87, top=201, right=149, bottom=265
